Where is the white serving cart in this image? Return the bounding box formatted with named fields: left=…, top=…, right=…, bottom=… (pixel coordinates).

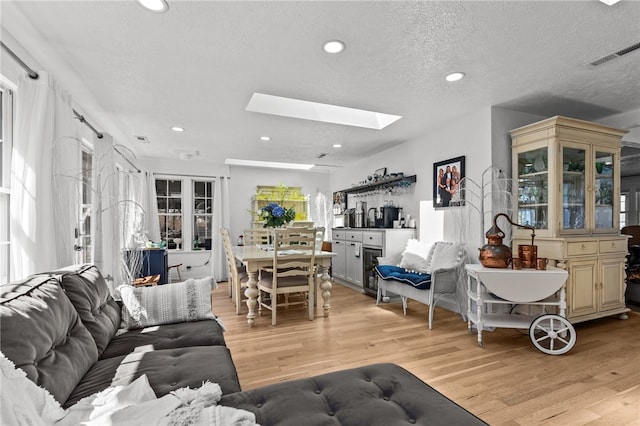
left=465, top=264, right=576, bottom=355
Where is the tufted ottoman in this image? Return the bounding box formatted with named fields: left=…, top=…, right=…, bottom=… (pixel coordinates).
left=220, top=363, right=487, bottom=426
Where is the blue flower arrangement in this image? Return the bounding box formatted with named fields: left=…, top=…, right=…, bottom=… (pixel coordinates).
left=259, top=202, right=296, bottom=228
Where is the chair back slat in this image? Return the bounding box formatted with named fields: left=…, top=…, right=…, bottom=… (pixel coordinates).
left=272, top=228, right=317, bottom=284
left=244, top=228, right=270, bottom=246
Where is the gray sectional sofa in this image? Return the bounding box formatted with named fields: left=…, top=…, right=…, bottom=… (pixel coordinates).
left=0, top=264, right=487, bottom=425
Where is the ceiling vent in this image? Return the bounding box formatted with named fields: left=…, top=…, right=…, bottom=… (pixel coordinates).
left=134, top=135, right=150, bottom=143
left=587, top=41, right=640, bottom=67
left=177, top=150, right=200, bottom=160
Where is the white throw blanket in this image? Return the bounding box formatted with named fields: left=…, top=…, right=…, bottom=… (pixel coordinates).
left=0, top=351, right=65, bottom=424
left=0, top=351, right=258, bottom=426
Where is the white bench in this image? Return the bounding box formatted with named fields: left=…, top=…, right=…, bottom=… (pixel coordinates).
left=376, top=241, right=466, bottom=329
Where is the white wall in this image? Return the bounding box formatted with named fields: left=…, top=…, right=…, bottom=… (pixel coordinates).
left=490, top=107, right=547, bottom=177
left=227, top=166, right=330, bottom=242
left=135, top=158, right=332, bottom=279
left=330, top=108, right=494, bottom=247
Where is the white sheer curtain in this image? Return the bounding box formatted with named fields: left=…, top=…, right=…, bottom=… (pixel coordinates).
left=212, top=177, right=230, bottom=281
left=10, top=72, right=77, bottom=280
left=92, top=134, right=119, bottom=292
left=142, top=171, right=160, bottom=242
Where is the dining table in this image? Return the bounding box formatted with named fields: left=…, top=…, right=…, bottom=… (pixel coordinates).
left=232, top=245, right=336, bottom=327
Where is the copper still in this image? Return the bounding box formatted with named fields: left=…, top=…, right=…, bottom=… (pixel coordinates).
left=478, top=213, right=512, bottom=268
left=479, top=213, right=537, bottom=269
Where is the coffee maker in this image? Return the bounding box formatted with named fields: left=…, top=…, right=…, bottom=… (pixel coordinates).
left=343, top=208, right=356, bottom=228
left=382, top=206, right=399, bottom=228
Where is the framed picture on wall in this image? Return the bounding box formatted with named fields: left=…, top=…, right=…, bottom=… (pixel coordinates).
left=433, top=156, right=465, bottom=208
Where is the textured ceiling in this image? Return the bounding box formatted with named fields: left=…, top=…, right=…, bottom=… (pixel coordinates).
left=1, top=1, right=639, bottom=172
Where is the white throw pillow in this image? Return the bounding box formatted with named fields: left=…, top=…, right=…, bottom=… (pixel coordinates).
left=398, top=239, right=434, bottom=273
left=119, top=277, right=216, bottom=330
left=429, top=242, right=465, bottom=272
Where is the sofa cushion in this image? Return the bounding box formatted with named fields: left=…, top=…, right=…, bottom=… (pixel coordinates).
left=100, top=319, right=227, bottom=360
left=64, top=345, right=241, bottom=408
left=0, top=275, right=99, bottom=405
left=119, top=277, right=215, bottom=330
left=219, top=363, right=487, bottom=426
left=375, top=265, right=431, bottom=290
left=46, top=264, right=121, bottom=355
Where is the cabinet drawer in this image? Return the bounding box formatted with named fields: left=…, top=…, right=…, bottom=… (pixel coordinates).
left=599, top=239, right=627, bottom=254
left=567, top=241, right=597, bottom=256
left=332, top=230, right=345, bottom=240
left=345, top=231, right=363, bottom=242
left=362, top=231, right=383, bottom=247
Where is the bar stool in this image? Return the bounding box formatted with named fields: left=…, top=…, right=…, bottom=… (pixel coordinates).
left=168, top=263, right=183, bottom=283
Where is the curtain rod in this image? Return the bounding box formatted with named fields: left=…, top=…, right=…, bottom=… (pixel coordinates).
left=72, top=109, right=103, bottom=139
left=1, top=41, right=104, bottom=140
left=0, top=41, right=143, bottom=174
left=0, top=41, right=39, bottom=80
left=113, top=146, right=142, bottom=174
left=2, top=41, right=143, bottom=174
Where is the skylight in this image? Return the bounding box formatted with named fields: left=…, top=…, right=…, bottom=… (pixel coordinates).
left=245, top=93, right=401, bottom=130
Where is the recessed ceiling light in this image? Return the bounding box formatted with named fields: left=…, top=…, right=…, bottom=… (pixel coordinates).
left=138, top=0, right=169, bottom=13
left=225, top=159, right=314, bottom=170
left=333, top=144, right=342, bottom=148
left=171, top=126, right=185, bottom=132
left=445, top=72, right=466, bottom=82
left=260, top=136, right=271, bottom=141
left=246, top=93, right=401, bottom=130
left=323, top=40, right=346, bottom=54
left=599, top=0, right=621, bottom=5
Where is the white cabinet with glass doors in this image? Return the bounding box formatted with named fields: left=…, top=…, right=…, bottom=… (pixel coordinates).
left=511, top=116, right=629, bottom=323
left=513, top=130, right=622, bottom=237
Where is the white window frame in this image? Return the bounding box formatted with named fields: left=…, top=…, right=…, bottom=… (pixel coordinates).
left=0, top=81, right=14, bottom=284
left=156, top=177, right=184, bottom=250
left=155, top=175, right=215, bottom=252
left=78, top=142, right=93, bottom=263
left=619, top=192, right=628, bottom=229
left=192, top=179, right=214, bottom=250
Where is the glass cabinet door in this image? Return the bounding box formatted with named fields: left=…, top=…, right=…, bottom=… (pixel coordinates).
left=561, top=146, right=586, bottom=231
left=594, top=150, right=615, bottom=229
left=517, top=147, right=549, bottom=230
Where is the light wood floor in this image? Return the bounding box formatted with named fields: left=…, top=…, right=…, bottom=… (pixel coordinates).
left=212, top=281, right=640, bottom=425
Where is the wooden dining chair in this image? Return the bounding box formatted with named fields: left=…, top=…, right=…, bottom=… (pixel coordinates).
left=221, top=228, right=248, bottom=314
left=243, top=228, right=270, bottom=246
left=257, top=227, right=317, bottom=325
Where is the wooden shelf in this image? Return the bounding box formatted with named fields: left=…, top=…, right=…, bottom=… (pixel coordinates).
left=340, top=175, right=417, bottom=195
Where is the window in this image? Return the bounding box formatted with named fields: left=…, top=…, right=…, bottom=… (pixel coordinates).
left=620, top=192, right=627, bottom=229
left=0, top=84, right=13, bottom=284
left=154, top=176, right=215, bottom=251
left=193, top=180, right=213, bottom=250
left=156, top=178, right=183, bottom=248
left=79, top=147, right=92, bottom=263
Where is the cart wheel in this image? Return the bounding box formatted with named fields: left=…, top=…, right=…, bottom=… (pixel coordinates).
left=529, top=314, right=576, bottom=355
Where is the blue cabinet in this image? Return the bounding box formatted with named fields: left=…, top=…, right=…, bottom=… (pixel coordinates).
left=123, top=248, right=168, bottom=284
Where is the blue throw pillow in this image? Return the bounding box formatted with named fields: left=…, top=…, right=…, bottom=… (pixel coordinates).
left=375, top=265, right=432, bottom=290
